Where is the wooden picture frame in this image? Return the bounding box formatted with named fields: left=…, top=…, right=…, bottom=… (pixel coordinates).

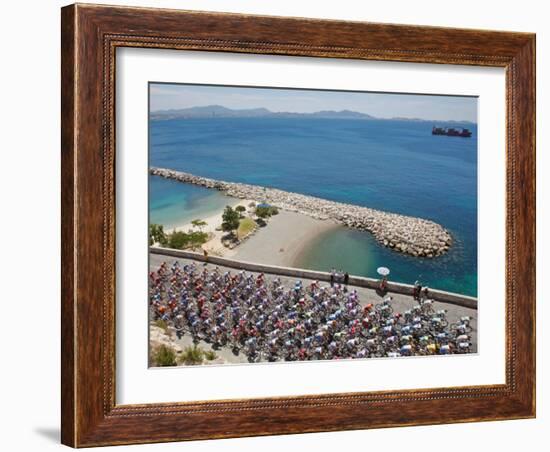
left=61, top=3, right=536, bottom=447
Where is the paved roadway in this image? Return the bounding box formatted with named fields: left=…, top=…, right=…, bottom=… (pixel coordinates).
left=150, top=254, right=478, bottom=363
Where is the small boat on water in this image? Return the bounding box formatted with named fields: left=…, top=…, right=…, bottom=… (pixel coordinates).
left=432, top=126, right=472, bottom=138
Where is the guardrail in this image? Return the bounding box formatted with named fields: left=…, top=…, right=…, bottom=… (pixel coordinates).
left=150, top=247, right=477, bottom=310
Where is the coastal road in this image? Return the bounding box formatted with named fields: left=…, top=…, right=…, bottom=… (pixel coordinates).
left=150, top=254, right=478, bottom=363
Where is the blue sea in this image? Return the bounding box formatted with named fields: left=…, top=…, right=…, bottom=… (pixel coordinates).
left=149, top=117, right=477, bottom=296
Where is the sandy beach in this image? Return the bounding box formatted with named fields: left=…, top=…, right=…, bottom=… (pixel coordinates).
left=231, top=210, right=340, bottom=267
left=165, top=198, right=254, bottom=256
left=161, top=198, right=337, bottom=265
left=165, top=198, right=246, bottom=234
left=151, top=167, right=453, bottom=258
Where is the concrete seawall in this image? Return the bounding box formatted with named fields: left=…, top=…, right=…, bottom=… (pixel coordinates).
left=150, top=247, right=477, bottom=310
left=150, top=167, right=453, bottom=258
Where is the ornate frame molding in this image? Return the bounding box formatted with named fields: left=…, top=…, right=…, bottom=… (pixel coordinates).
left=62, top=4, right=535, bottom=447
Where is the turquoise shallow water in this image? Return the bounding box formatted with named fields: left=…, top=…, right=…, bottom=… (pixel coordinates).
left=149, top=176, right=231, bottom=230
left=149, top=117, right=478, bottom=296
left=294, top=227, right=476, bottom=297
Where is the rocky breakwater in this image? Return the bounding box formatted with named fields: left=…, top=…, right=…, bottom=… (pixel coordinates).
left=150, top=167, right=453, bottom=258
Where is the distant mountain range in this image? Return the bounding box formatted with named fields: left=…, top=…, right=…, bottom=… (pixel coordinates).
left=150, top=104, right=474, bottom=123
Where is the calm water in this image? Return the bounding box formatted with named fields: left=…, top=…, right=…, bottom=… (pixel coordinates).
left=149, top=176, right=230, bottom=230
left=149, top=117, right=477, bottom=296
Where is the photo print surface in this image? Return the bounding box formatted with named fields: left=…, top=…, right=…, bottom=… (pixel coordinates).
left=148, top=83, right=478, bottom=367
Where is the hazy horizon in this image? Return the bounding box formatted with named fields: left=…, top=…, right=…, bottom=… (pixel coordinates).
left=150, top=83, right=478, bottom=123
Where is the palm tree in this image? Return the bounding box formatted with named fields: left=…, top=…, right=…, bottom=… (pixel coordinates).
left=191, top=219, right=207, bottom=232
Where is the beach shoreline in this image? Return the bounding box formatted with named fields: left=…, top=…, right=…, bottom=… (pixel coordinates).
left=230, top=210, right=340, bottom=267
left=164, top=198, right=254, bottom=257
left=164, top=197, right=245, bottom=235
left=150, top=167, right=453, bottom=258
left=156, top=198, right=339, bottom=267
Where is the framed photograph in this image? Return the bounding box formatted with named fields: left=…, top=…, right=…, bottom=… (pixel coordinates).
left=61, top=3, right=536, bottom=447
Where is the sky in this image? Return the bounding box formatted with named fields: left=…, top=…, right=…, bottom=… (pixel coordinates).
left=150, top=83, right=477, bottom=122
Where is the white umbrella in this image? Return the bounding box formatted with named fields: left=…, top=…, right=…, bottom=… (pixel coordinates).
left=377, top=267, right=390, bottom=277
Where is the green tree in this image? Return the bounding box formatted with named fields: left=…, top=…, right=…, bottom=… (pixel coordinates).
left=255, top=206, right=271, bottom=219
left=255, top=206, right=267, bottom=219
left=221, top=206, right=240, bottom=232
left=256, top=205, right=279, bottom=219
left=149, top=223, right=167, bottom=246
left=168, top=230, right=189, bottom=249
left=235, top=205, right=246, bottom=217
left=191, top=219, right=207, bottom=232
left=166, top=230, right=208, bottom=250
left=186, top=230, right=208, bottom=247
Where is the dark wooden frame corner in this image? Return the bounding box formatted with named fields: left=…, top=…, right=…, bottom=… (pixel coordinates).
left=61, top=3, right=536, bottom=447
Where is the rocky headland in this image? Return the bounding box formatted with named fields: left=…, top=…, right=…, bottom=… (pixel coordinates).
left=150, top=167, right=453, bottom=258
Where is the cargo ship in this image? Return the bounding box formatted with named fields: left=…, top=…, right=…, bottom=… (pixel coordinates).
left=432, top=126, right=472, bottom=137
